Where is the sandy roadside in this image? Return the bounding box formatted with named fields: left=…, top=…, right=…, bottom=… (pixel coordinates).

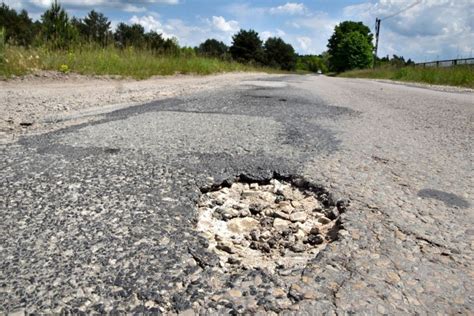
left=0, top=71, right=275, bottom=144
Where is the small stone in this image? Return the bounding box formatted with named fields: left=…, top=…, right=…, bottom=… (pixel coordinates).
left=325, top=207, right=340, bottom=220
left=291, top=200, right=302, bottom=209
left=228, top=217, right=260, bottom=233
left=290, top=242, right=306, bottom=253
left=301, top=196, right=322, bottom=211
left=289, top=284, right=304, bottom=301
left=260, top=230, right=272, bottom=239
left=242, top=190, right=259, bottom=198
left=318, top=217, right=331, bottom=225
left=228, top=257, right=241, bottom=265
left=273, top=218, right=291, bottom=231
left=273, top=210, right=290, bottom=220
left=250, top=183, right=259, bottom=190
left=216, top=242, right=235, bottom=254
left=306, top=234, right=324, bottom=246
left=272, top=288, right=287, bottom=298
left=310, top=227, right=320, bottom=235
left=274, top=194, right=286, bottom=203
left=289, top=212, right=307, bottom=223
left=222, top=208, right=240, bottom=220
left=228, top=289, right=242, bottom=298
left=249, top=230, right=260, bottom=241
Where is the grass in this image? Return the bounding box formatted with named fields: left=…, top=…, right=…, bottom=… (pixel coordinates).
left=339, top=65, right=474, bottom=88
left=0, top=45, right=279, bottom=79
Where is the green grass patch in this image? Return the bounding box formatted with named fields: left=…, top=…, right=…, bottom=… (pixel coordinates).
left=0, top=45, right=281, bottom=79
left=339, top=65, right=474, bottom=88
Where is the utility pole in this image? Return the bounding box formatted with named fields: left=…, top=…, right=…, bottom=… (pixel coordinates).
left=373, top=18, right=381, bottom=68
left=372, top=1, right=421, bottom=68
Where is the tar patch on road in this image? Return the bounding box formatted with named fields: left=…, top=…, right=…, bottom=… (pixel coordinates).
left=417, top=188, right=470, bottom=208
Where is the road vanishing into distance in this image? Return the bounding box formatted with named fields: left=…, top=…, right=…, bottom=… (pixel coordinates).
left=1, top=75, right=473, bottom=314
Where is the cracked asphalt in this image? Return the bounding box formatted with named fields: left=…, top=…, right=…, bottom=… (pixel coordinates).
left=1, top=75, right=473, bottom=314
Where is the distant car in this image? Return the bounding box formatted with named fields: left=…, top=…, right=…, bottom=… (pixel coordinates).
left=317, top=70, right=322, bottom=74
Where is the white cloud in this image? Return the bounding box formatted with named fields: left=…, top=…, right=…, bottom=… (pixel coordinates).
left=211, top=16, right=239, bottom=33
left=129, top=15, right=173, bottom=38
left=25, top=0, right=178, bottom=11
left=296, top=37, right=311, bottom=51
left=343, top=0, right=474, bottom=61
left=270, top=2, right=306, bottom=15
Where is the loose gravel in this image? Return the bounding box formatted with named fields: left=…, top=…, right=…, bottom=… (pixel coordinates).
left=196, top=177, right=345, bottom=272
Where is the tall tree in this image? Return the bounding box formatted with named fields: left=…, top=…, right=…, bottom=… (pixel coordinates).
left=114, top=23, right=145, bottom=48
left=198, top=39, right=228, bottom=58
left=0, top=4, right=37, bottom=46
left=230, top=29, right=264, bottom=64
left=327, top=21, right=374, bottom=72
left=41, top=0, right=77, bottom=49
left=263, top=37, right=296, bottom=70
left=81, top=10, right=111, bottom=46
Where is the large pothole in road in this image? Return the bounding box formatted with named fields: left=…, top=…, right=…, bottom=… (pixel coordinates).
left=196, top=175, right=348, bottom=274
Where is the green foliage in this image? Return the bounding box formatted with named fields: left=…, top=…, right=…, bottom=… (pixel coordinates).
left=328, top=21, right=374, bottom=72
left=0, top=3, right=39, bottom=46
left=0, top=45, right=282, bottom=79
left=73, top=10, right=111, bottom=47
left=296, top=55, right=328, bottom=73
left=339, top=65, right=474, bottom=88
left=376, top=54, right=414, bottom=68
left=230, top=29, right=264, bottom=64
left=0, top=27, right=5, bottom=62
left=337, top=32, right=373, bottom=71
left=198, top=39, right=229, bottom=59
left=114, top=23, right=145, bottom=49
left=264, top=37, right=296, bottom=71
left=41, top=0, right=78, bottom=49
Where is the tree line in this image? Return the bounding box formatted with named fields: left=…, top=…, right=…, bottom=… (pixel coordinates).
left=0, top=1, right=414, bottom=73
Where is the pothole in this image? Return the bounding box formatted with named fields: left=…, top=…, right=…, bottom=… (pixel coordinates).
left=196, top=175, right=348, bottom=273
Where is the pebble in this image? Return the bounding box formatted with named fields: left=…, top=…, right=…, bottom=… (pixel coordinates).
left=290, top=212, right=307, bottom=223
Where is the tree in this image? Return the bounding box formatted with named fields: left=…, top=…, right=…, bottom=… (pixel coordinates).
left=198, top=39, right=228, bottom=58
left=0, top=4, right=38, bottom=46
left=114, top=23, right=145, bottom=48
left=81, top=10, right=111, bottom=46
left=41, top=0, right=77, bottom=49
left=337, top=32, right=374, bottom=70
left=144, top=31, right=165, bottom=52
left=263, top=37, right=296, bottom=70
left=327, top=21, right=374, bottom=72
left=230, top=29, right=264, bottom=64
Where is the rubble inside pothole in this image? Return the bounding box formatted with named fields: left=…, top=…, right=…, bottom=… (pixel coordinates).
left=196, top=177, right=347, bottom=273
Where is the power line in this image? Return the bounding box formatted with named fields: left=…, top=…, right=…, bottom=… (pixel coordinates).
left=381, top=0, right=422, bottom=21
left=373, top=0, right=422, bottom=67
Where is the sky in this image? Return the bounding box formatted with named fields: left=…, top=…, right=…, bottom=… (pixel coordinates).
left=4, top=0, right=474, bottom=62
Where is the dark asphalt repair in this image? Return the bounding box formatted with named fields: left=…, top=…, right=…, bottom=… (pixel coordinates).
left=0, top=77, right=360, bottom=313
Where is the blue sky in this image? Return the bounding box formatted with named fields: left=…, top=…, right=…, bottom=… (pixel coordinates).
left=4, top=0, right=474, bottom=62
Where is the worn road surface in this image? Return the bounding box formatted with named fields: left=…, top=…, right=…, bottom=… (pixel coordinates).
left=1, top=75, right=473, bottom=314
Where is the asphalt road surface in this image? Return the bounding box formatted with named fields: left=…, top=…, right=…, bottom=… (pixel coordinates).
left=1, top=75, right=473, bottom=314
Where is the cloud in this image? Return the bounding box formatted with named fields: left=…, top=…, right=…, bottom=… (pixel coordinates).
left=129, top=15, right=170, bottom=37
left=296, top=36, right=311, bottom=51
left=17, top=0, right=179, bottom=12
left=270, top=2, right=307, bottom=15
left=343, top=0, right=474, bottom=60
left=211, top=16, right=239, bottom=33
left=261, top=29, right=287, bottom=41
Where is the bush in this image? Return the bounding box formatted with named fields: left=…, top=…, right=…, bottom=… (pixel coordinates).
left=198, top=39, right=228, bottom=59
